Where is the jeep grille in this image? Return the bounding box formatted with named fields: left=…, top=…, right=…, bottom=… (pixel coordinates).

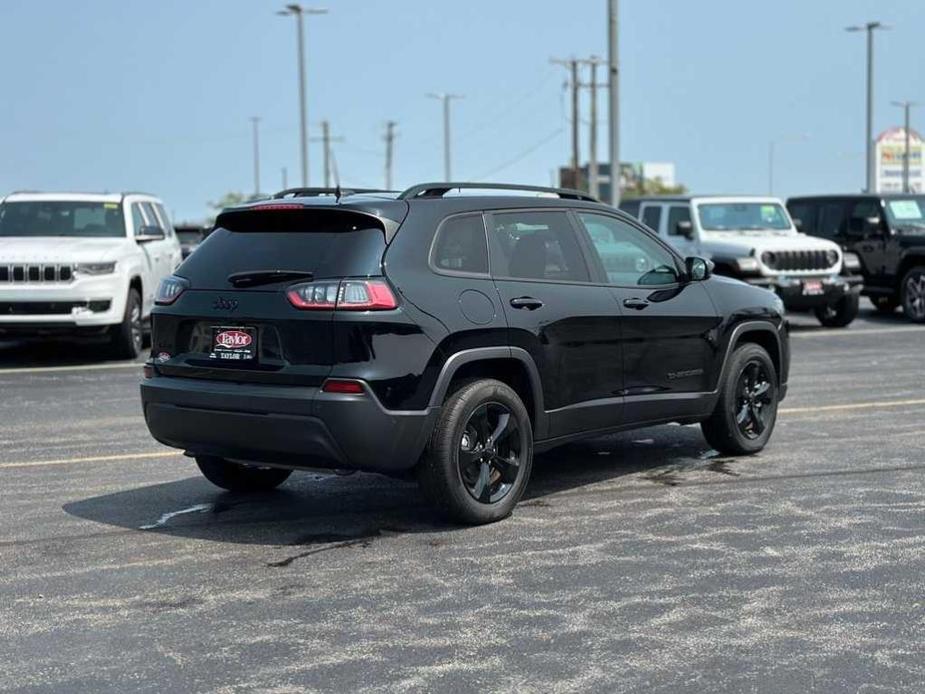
left=0, top=264, right=74, bottom=283
left=761, top=250, right=836, bottom=272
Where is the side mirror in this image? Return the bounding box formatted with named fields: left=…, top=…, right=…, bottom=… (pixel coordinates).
left=865, top=216, right=883, bottom=233
left=792, top=218, right=803, bottom=231
left=136, top=225, right=166, bottom=243
left=676, top=220, right=694, bottom=239
left=685, top=256, right=712, bottom=281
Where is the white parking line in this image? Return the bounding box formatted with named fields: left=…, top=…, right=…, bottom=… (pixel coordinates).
left=781, top=398, right=925, bottom=414
left=790, top=326, right=925, bottom=339
left=0, top=362, right=142, bottom=376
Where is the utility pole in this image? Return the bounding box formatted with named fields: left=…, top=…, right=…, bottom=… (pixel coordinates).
left=552, top=57, right=581, bottom=188
left=846, top=21, right=888, bottom=192
left=250, top=116, right=261, bottom=197
left=278, top=4, right=328, bottom=187
left=281, top=167, right=288, bottom=190
left=384, top=121, right=397, bottom=189
left=580, top=56, right=606, bottom=198
left=427, top=93, right=463, bottom=181
left=311, top=121, right=344, bottom=188
left=608, top=0, right=620, bottom=205
left=892, top=101, right=917, bottom=193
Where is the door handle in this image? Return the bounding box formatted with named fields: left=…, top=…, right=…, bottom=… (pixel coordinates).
left=623, top=297, right=650, bottom=310
left=510, top=296, right=544, bottom=310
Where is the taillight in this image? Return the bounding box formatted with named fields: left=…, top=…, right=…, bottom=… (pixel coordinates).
left=286, top=279, right=398, bottom=311
left=321, top=379, right=365, bottom=394
left=155, top=276, right=190, bottom=305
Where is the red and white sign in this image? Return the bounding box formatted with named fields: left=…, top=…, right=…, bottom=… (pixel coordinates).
left=214, top=330, right=253, bottom=349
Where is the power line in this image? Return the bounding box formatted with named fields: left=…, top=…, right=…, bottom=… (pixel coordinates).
left=474, top=127, right=565, bottom=180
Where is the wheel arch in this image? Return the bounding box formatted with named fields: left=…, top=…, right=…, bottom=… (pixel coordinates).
left=896, top=254, right=925, bottom=289
left=428, top=347, right=546, bottom=438
left=724, top=321, right=784, bottom=389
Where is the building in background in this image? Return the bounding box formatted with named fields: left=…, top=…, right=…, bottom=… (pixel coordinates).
left=559, top=162, right=682, bottom=201
left=875, top=127, right=923, bottom=193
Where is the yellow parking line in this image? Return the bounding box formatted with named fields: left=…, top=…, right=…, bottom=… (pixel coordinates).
left=782, top=398, right=925, bottom=415
left=0, top=451, right=179, bottom=469
left=0, top=362, right=143, bottom=376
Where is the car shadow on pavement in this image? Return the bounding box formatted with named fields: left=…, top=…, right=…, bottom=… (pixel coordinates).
left=63, top=425, right=727, bottom=548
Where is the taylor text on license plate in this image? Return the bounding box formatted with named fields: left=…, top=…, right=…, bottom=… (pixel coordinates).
left=802, top=280, right=824, bottom=296
left=211, top=326, right=257, bottom=361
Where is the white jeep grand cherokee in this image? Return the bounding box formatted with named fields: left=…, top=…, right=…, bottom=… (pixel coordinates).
left=622, top=195, right=864, bottom=328
left=0, top=192, right=183, bottom=357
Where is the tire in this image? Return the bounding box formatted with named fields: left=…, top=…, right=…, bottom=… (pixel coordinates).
left=195, top=455, right=292, bottom=492
left=814, top=292, right=859, bottom=328
left=872, top=296, right=898, bottom=314
left=701, top=343, right=779, bottom=456
left=900, top=266, right=925, bottom=323
left=418, top=379, right=533, bottom=525
left=109, top=288, right=144, bottom=359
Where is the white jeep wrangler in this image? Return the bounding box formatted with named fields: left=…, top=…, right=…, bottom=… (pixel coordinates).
left=621, top=195, right=864, bottom=327
left=0, top=192, right=183, bottom=357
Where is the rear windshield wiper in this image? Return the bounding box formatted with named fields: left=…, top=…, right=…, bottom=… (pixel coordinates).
left=227, top=270, right=314, bottom=288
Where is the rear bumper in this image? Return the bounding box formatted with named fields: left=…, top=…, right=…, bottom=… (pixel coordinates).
left=140, top=375, right=438, bottom=473
left=745, top=275, right=863, bottom=310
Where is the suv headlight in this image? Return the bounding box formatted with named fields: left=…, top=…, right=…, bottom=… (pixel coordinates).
left=735, top=257, right=761, bottom=274
left=842, top=252, right=861, bottom=272
left=75, top=262, right=117, bottom=275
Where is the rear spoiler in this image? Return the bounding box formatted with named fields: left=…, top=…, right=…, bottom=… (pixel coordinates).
left=215, top=204, right=403, bottom=242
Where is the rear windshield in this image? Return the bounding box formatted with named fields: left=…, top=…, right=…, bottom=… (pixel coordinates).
left=178, top=209, right=387, bottom=287
left=0, top=201, right=126, bottom=238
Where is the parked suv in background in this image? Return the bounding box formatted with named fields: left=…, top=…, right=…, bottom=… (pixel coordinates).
left=621, top=195, right=863, bottom=327
left=0, top=192, right=183, bottom=357
left=141, top=183, right=789, bottom=524
left=787, top=194, right=925, bottom=322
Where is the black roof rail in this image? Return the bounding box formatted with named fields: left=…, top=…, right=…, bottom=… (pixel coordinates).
left=273, top=187, right=392, bottom=199
left=397, top=182, right=599, bottom=203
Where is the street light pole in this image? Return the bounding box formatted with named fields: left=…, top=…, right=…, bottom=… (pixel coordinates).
left=608, top=0, right=620, bottom=205
left=846, top=21, right=888, bottom=193
left=427, top=93, right=463, bottom=181
left=278, top=4, right=328, bottom=187
left=892, top=101, right=917, bottom=193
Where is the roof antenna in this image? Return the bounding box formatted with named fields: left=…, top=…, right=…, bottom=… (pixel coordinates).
left=332, top=150, right=343, bottom=200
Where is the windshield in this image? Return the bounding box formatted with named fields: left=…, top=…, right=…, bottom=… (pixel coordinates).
left=697, top=202, right=792, bottom=231
left=0, top=201, right=126, bottom=238
left=884, top=197, right=925, bottom=227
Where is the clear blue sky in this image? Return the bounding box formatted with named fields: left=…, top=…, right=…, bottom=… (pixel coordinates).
left=1, top=0, right=922, bottom=221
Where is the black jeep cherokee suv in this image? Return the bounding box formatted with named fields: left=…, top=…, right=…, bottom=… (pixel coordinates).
left=141, top=183, right=789, bottom=524
left=787, top=194, right=925, bottom=321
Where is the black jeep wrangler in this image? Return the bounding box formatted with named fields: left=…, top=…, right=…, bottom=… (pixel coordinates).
left=141, top=183, right=789, bottom=524
left=787, top=194, right=925, bottom=321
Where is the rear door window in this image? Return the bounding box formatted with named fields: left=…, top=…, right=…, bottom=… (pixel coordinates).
left=430, top=214, right=489, bottom=275
left=489, top=211, right=589, bottom=282
left=667, top=205, right=691, bottom=236
left=818, top=202, right=847, bottom=239
left=641, top=205, right=662, bottom=234
left=788, top=202, right=817, bottom=234
left=179, top=209, right=387, bottom=289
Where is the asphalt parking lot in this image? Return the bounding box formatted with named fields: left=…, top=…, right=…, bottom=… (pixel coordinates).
left=1, top=308, right=924, bottom=693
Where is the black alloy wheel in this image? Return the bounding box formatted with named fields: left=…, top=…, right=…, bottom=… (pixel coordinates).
left=734, top=360, right=774, bottom=440
left=457, top=402, right=523, bottom=504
